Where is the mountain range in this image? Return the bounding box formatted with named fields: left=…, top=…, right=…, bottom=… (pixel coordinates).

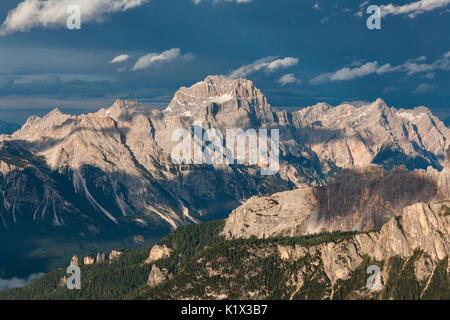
left=0, top=75, right=448, bottom=278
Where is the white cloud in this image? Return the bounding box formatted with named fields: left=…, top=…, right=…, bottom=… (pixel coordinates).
left=313, top=3, right=320, bottom=10
left=132, top=48, right=192, bottom=71
left=266, top=57, right=299, bottom=72
left=414, top=83, right=437, bottom=93
left=310, top=51, right=450, bottom=84
left=228, top=57, right=275, bottom=79
left=277, top=74, right=300, bottom=86
left=329, top=61, right=392, bottom=81
left=380, top=0, right=450, bottom=18
left=0, top=0, right=147, bottom=35
left=109, top=54, right=131, bottom=64
left=398, top=53, right=449, bottom=75
left=228, top=56, right=299, bottom=79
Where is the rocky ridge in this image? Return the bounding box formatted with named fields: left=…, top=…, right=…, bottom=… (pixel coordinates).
left=223, top=159, right=450, bottom=239
left=0, top=75, right=448, bottom=236
left=277, top=201, right=450, bottom=292
left=142, top=200, right=449, bottom=300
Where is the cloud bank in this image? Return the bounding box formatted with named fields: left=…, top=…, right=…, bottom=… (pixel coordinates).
left=310, top=51, right=450, bottom=84
left=381, top=0, right=450, bottom=18
left=0, top=0, right=147, bottom=35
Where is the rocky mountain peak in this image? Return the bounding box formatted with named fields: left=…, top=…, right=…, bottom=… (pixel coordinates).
left=102, top=99, right=147, bottom=122
left=46, top=107, right=63, bottom=117
left=110, top=99, right=144, bottom=110
left=368, top=98, right=390, bottom=114
left=163, top=75, right=271, bottom=122
left=13, top=107, right=71, bottom=141
left=193, top=75, right=260, bottom=98
left=374, top=97, right=387, bottom=105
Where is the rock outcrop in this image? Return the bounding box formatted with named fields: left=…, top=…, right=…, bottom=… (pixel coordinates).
left=145, top=244, right=173, bottom=264
left=276, top=200, right=450, bottom=287
left=109, top=250, right=123, bottom=260
left=96, top=252, right=106, bottom=264
left=140, top=200, right=449, bottom=300
left=69, top=255, right=79, bottom=267
left=223, top=163, right=449, bottom=239
left=83, top=256, right=95, bottom=265
left=147, top=265, right=170, bottom=288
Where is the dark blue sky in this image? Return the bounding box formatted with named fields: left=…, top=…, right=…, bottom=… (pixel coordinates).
left=0, top=0, right=449, bottom=123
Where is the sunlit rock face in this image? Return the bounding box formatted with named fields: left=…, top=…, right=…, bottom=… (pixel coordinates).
left=0, top=75, right=448, bottom=235
left=276, top=200, right=450, bottom=289
left=223, top=162, right=449, bottom=239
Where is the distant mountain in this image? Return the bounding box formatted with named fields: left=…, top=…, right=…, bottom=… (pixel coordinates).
left=0, top=75, right=448, bottom=276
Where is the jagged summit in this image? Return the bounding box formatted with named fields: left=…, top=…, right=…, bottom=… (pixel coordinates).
left=46, top=107, right=64, bottom=116
left=98, top=99, right=148, bottom=122
left=163, top=75, right=272, bottom=123
left=171, top=75, right=261, bottom=100
left=109, top=99, right=145, bottom=110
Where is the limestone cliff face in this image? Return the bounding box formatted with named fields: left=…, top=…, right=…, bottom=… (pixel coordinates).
left=83, top=256, right=94, bottom=265
left=142, top=200, right=449, bottom=300
left=109, top=250, right=123, bottom=260
left=147, top=265, right=170, bottom=288
left=277, top=201, right=450, bottom=288
left=70, top=255, right=79, bottom=267
left=145, top=244, right=173, bottom=264
left=163, top=75, right=275, bottom=128
left=223, top=164, right=448, bottom=239
left=289, top=99, right=449, bottom=171
left=0, top=77, right=293, bottom=231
